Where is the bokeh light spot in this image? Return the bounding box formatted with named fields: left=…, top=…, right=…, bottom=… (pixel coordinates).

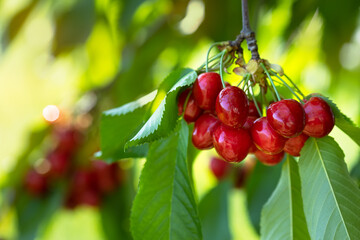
left=43, top=105, right=60, bottom=122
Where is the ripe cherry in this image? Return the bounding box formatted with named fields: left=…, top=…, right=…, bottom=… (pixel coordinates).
left=193, top=72, right=223, bottom=110
left=92, top=161, right=120, bottom=194
left=254, top=150, right=284, bottom=166
left=248, top=101, right=261, bottom=118
left=251, top=117, right=286, bottom=154
left=234, top=158, right=256, bottom=188
left=266, top=99, right=305, bottom=138
left=209, top=157, right=231, bottom=180
left=178, top=88, right=203, bottom=123
left=192, top=113, right=220, bottom=149
left=303, top=97, right=335, bottom=138
left=284, top=133, right=309, bottom=157
left=243, top=116, right=257, bottom=130
left=213, top=124, right=252, bottom=162
left=215, top=86, right=249, bottom=128
left=24, top=169, right=47, bottom=196
left=55, top=128, right=82, bottom=154
left=47, top=150, right=71, bottom=177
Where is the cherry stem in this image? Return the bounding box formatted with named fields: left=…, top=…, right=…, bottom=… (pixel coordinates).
left=248, top=83, right=263, bottom=117
left=206, top=42, right=226, bottom=72
left=237, top=73, right=250, bottom=87
left=283, top=73, right=305, bottom=98
left=269, top=70, right=304, bottom=103
left=260, top=63, right=281, bottom=101
left=219, top=50, right=227, bottom=88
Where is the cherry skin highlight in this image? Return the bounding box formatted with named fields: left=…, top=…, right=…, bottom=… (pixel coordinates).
left=284, top=133, right=309, bottom=157
left=209, top=157, right=231, bottom=180
left=192, top=113, right=220, bottom=149
left=177, top=88, right=203, bottom=123
left=215, top=86, right=249, bottom=128
left=266, top=99, right=305, bottom=138
left=251, top=117, right=286, bottom=154
left=303, top=97, right=335, bottom=138
left=212, top=124, right=252, bottom=162
left=254, top=150, right=284, bottom=166
left=193, top=72, right=223, bottom=110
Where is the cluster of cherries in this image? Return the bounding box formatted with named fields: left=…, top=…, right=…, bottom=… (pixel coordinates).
left=24, top=126, right=122, bottom=208
left=178, top=72, right=335, bottom=165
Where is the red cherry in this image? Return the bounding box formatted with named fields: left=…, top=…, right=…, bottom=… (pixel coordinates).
left=284, top=133, right=309, bottom=157
left=92, top=161, right=119, bottom=194
left=251, top=117, right=286, bottom=154
left=177, top=88, right=203, bottom=123
left=266, top=99, right=305, bottom=138
left=234, top=158, right=256, bottom=188
left=248, top=101, right=261, bottom=117
left=24, top=169, right=47, bottom=196
left=72, top=169, right=95, bottom=192
left=215, top=86, right=249, bottom=128
left=209, top=157, right=231, bottom=180
left=193, top=72, right=223, bottom=110
left=55, top=128, right=82, bottom=154
left=303, top=97, right=335, bottom=138
left=243, top=116, right=257, bottom=130
left=254, top=150, right=284, bottom=166
left=213, top=124, right=252, bottom=162
left=192, top=113, right=220, bottom=149
left=47, top=150, right=71, bottom=177
left=77, top=190, right=101, bottom=207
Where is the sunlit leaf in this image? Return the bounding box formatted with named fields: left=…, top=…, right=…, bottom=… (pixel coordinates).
left=199, top=180, right=232, bottom=240
left=100, top=91, right=157, bottom=162
left=261, top=155, right=310, bottom=240
left=130, top=120, right=202, bottom=240
left=299, top=136, right=360, bottom=239
left=127, top=69, right=197, bottom=147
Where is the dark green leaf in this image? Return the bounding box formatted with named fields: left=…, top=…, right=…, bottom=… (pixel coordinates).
left=199, top=180, right=232, bottom=240
left=299, top=136, right=360, bottom=239
left=100, top=91, right=156, bottom=162
left=100, top=171, right=135, bottom=240
left=127, top=69, right=197, bottom=147
left=15, top=187, right=64, bottom=240
left=305, top=94, right=360, bottom=147
left=245, top=161, right=282, bottom=233
left=130, top=120, right=202, bottom=240
left=261, top=155, right=310, bottom=240
left=52, top=0, right=95, bottom=55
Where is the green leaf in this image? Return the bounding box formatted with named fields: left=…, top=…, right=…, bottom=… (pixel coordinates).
left=100, top=90, right=157, bottom=162
left=127, top=69, right=197, bottom=147
left=299, top=136, right=360, bottom=239
left=261, top=155, right=310, bottom=240
left=245, top=161, right=282, bottom=233
left=199, top=180, right=232, bottom=240
left=52, top=0, right=95, bottom=55
left=15, top=188, right=64, bottom=240
left=100, top=177, right=135, bottom=240
left=350, top=157, right=360, bottom=187
left=130, top=120, right=202, bottom=240
left=305, top=94, right=360, bottom=147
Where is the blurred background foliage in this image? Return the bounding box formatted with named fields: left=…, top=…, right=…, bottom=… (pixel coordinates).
left=0, top=0, right=359, bottom=239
